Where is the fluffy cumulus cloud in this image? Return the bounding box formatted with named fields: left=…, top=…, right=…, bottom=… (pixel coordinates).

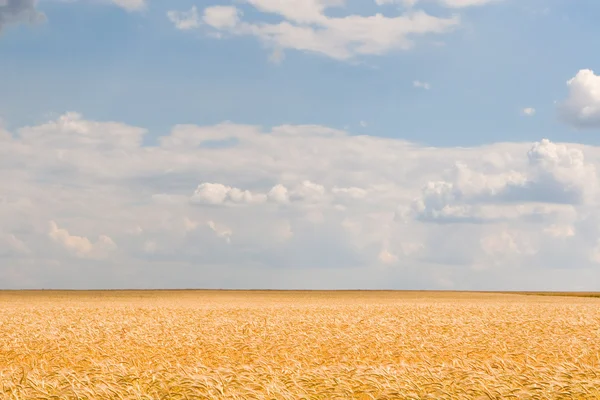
left=0, top=0, right=45, bottom=32
left=2, top=112, right=600, bottom=290
left=168, top=0, right=462, bottom=61
left=191, top=180, right=337, bottom=206
left=559, top=69, right=600, bottom=129
left=191, top=183, right=268, bottom=205
left=411, top=138, right=598, bottom=225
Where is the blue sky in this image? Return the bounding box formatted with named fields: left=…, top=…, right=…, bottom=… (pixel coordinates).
left=2, top=0, right=599, bottom=146
left=2, top=0, right=600, bottom=289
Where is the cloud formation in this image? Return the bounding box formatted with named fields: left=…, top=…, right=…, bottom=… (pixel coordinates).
left=522, top=107, right=535, bottom=116
left=167, top=6, right=200, bottom=30
left=2, top=112, right=600, bottom=290
left=413, top=80, right=431, bottom=90
left=168, top=1, right=461, bottom=61
left=49, top=221, right=117, bottom=259
left=559, top=69, right=600, bottom=129
left=191, top=183, right=268, bottom=205
left=375, top=0, right=500, bottom=8
left=0, top=0, right=44, bottom=32
left=412, top=139, right=597, bottom=223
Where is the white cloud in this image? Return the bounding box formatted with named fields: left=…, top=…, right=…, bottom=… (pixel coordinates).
left=268, top=184, right=290, bottom=204
left=558, top=69, right=600, bottom=129
left=242, top=0, right=341, bottom=24
left=268, top=48, right=286, bottom=64
left=192, top=183, right=233, bottom=205
left=290, top=180, right=326, bottom=202
left=112, top=0, right=146, bottom=12
left=0, top=0, right=45, bottom=32
left=183, top=217, right=199, bottom=233
left=207, top=220, right=233, bottom=243
left=190, top=181, right=332, bottom=206
left=48, top=221, right=117, bottom=259
left=522, top=107, right=536, bottom=116
left=202, top=5, right=241, bottom=29
left=413, top=80, right=431, bottom=90
left=273, top=219, right=294, bottom=241
left=378, top=247, right=398, bottom=264
left=412, top=139, right=598, bottom=224
left=191, top=183, right=267, bottom=205
left=167, top=6, right=200, bottom=30
left=4, top=112, right=600, bottom=289
left=525, top=139, right=597, bottom=204
left=18, top=111, right=146, bottom=150
left=167, top=2, right=461, bottom=61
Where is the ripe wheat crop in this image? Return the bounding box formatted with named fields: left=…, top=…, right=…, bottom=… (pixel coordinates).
left=1, top=290, right=600, bottom=399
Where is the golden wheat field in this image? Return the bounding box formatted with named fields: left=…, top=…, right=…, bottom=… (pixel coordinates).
left=1, top=290, right=600, bottom=400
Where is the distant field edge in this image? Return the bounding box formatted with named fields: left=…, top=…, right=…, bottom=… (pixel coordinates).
left=0, top=289, right=599, bottom=298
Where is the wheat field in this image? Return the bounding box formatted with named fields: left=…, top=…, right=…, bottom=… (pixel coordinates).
left=1, top=290, right=600, bottom=399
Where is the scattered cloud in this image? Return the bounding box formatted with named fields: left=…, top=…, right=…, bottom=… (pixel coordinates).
left=2, top=112, right=600, bottom=289
left=378, top=247, right=398, bottom=264
left=558, top=69, right=600, bottom=129
left=48, top=221, right=117, bottom=259
left=290, top=180, right=326, bottom=203
left=168, top=2, right=461, bottom=61
left=522, top=107, right=536, bottom=116
left=412, top=138, right=598, bottom=224
left=207, top=220, right=232, bottom=243
left=202, top=5, right=241, bottom=29
left=268, top=184, right=290, bottom=204
left=268, top=48, right=286, bottom=64
left=191, top=183, right=268, bottom=205
left=167, top=6, right=200, bottom=30
left=413, top=80, right=431, bottom=90
left=0, top=0, right=45, bottom=33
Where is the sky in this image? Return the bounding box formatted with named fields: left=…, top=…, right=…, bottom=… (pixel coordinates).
left=1, top=0, right=600, bottom=290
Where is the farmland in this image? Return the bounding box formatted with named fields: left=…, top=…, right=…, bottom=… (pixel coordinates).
left=1, top=290, right=599, bottom=399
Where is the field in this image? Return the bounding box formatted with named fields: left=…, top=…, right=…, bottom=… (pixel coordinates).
left=1, top=291, right=600, bottom=399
